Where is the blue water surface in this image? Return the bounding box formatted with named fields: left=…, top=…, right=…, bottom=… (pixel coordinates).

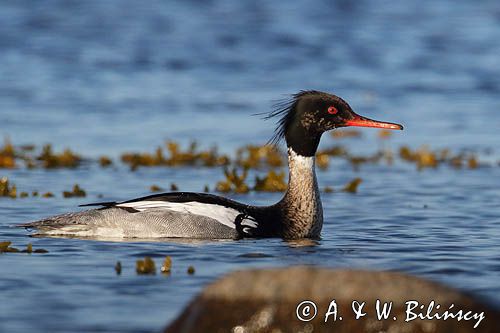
left=1, top=1, right=500, bottom=332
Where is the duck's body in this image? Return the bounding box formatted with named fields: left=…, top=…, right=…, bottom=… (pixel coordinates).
left=20, top=148, right=321, bottom=239
left=20, top=91, right=402, bottom=239
left=25, top=194, right=262, bottom=239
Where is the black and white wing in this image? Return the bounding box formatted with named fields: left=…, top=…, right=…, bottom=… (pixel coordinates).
left=118, top=200, right=255, bottom=231
left=52, top=192, right=258, bottom=238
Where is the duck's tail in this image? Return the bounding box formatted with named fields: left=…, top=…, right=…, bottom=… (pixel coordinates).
left=17, top=209, right=113, bottom=237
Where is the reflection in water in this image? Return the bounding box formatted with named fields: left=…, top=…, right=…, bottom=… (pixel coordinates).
left=284, top=239, right=320, bottom=248
left=30, top=234, right=237, bottom=245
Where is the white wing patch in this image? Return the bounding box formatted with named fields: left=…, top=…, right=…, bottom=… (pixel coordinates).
left=239, top=215, right=258, bottom=235
left=116, top=201, right=242, bottom=229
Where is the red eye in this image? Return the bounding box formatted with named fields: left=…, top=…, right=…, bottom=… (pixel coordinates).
left=327, top=106, right=338, bottom=114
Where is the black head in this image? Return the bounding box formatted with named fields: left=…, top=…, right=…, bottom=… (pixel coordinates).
left=266, top=90, right=403, bottom=156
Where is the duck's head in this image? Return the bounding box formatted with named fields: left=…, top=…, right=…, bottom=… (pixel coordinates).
left=267, top=90, right=403, bottom=156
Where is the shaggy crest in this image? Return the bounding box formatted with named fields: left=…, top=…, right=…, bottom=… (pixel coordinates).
left=264, top=90, right=329, bottom=146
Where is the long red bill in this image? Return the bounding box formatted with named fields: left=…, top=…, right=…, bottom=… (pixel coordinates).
left=345, top=114, right=403, bottom=130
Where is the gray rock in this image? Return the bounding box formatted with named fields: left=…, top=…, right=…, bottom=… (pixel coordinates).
left=165, top=266, right=499, bottom=333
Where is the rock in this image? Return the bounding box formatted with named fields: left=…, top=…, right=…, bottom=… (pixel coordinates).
left=165, top=266, right=499, bottom=333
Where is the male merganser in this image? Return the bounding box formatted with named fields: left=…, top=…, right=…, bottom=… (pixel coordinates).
left=20, top=91, right=403, bottom=239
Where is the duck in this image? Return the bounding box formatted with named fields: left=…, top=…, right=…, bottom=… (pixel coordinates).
left=19, top=90, right=403, bottom=239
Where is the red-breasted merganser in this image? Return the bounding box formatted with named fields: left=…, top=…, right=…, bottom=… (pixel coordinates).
left=20, top=91, right=403, bottom=239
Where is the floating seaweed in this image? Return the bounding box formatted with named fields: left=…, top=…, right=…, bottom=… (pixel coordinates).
left=449, top=155, right=463, bottom=169
left=416, top=148, right=438, bottom=170
left=254, top=170, right=287, bottom=192
left=150, top=184, right=163, bottom=192
left=187, top=266, right=195, bottom=275
left=166, top=141, right=229, bottom=167
left=342, top=178, right=363, bottom=193
left=0, top=241, right=47, bottom=254
left=42, top=192, right=54, bottom=198
left=1, top=136, right=492, bottom=175
left=216, top=167, right=249, bottom=193
left=161, top=256, right=172, bottom=274
left=19, top=191, right=29, bottom=198
left=37, top=144, right=82, bottom=168
left=121, top=141, right=230, bottom=170
left=0, top=138, right=16, bottom=168
left=399, top=146, right=437, bottom=169
left=397, top=145, right=480, bottom=170
left=236, top=145, right=283, bottom=169
left=164, top=141, right=197, bottom=166
left=170, top=183, right=179, bottom=191
left=0, top=177, right=17, bottom=198
left=136, top=256, right=156, bottom=274
left=317, top=145, right=348, bottom=158
left=467, top=156, right=478, bottom=169
left=99, top=156, right=113, bottom=167
left=23, top=243, right=33, bottom=253
left=197, top=149, right=231, bottom=167
left=115, top=261, right=122, bottom=275
left=0, top=241, right=18, bottom=253
left=399, top=146, right=415, bottom=162
left=24, top=158, right=37, bottom=169
left=63, top=184, right=86, bottom=198
left=315, top=153, right=330, bottom=170
left=121, top=147, right=165, bottom=170
left=324, top=186, right=334, bottom=193
left=348, top=150, right=385, bottom=170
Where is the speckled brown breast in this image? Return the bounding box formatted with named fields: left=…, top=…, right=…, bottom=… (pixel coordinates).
left=280, top=148, right=323, bottom=239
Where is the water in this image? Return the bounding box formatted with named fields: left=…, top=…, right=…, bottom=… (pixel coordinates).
left=1, top=0, right=500, bottom=332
